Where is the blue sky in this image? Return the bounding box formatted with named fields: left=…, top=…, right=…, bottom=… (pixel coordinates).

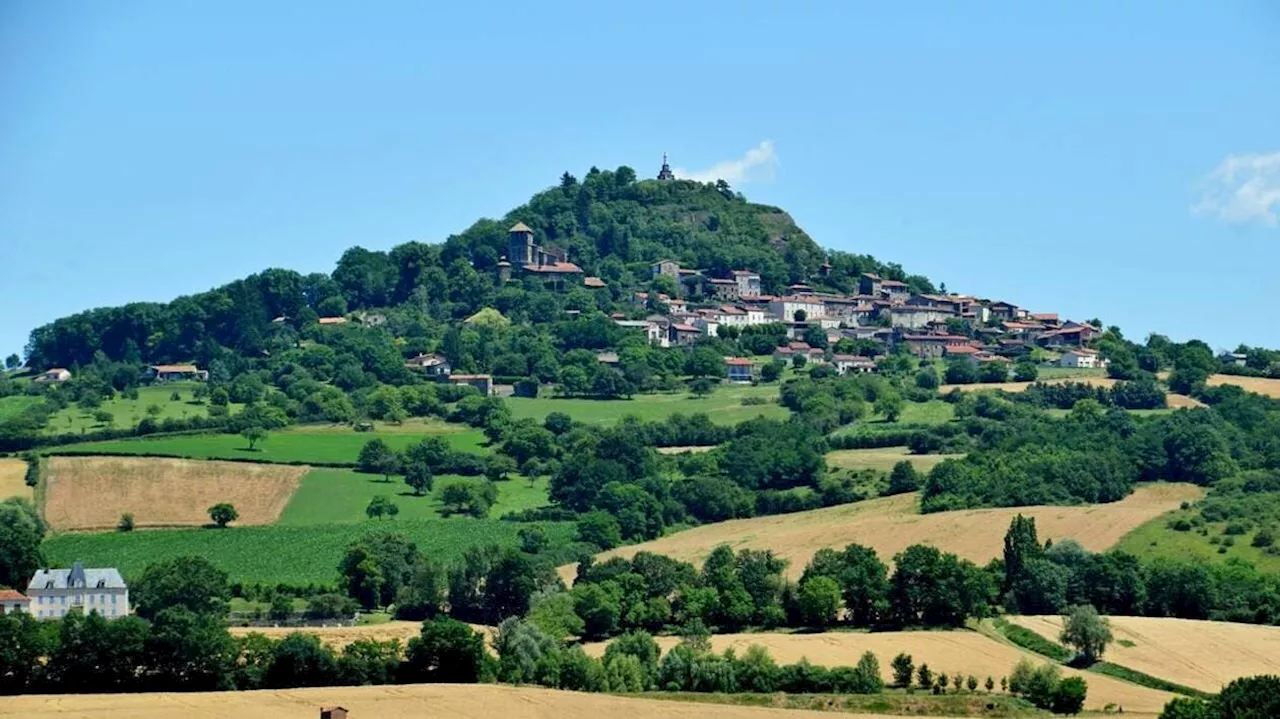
left=2, top=1, right=1278, bottom=360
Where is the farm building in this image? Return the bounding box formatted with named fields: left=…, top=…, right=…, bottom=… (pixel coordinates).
left=405, top=353, right=451, bottom=378
left=27, top=563, right=129, bottom=620
left=832, top=354, right=876, bottom=374
left=447, top=374, right=493, bottom=396
left=317, top=316, right=348, bottom=325
left=0, top=589, right=30, bottom=615
left=33, top=368, right=71, bottom=383
left=731, top=269, right=762, bottom=296
left=651, top=259, right=680, bottom=278
left=146, top=364, right=208, bottom=382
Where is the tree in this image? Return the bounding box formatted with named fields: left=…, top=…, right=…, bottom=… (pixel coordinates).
left=917, top=663, right=934, bottom=689
left=944, top=360, right=977, bottom=385
left=887, top=460, right=921, bottom=494
left=796, top=576, right=842, bottom=627
left=264, top=633, right=339, bottom=688
left=875, top=392, right=905, bottom=422
left=891, top=653, right=914, bottom=688
left=518, top=526, right=548, bottom=554
left=199, top=500, right=237, bottom=528
left=915, top=368, right=940, bottom=389
left=404, top=614, right=488, bottom=680
left=1014, top=361, right=1040, bottom=382
left=240, top=425, right=267, bottom=451
left=366, top=495, right=399, bottom=520
left=117, top=513, right=135, bottom=532
left=978, top=360, right=1009, bottom=383
left=576, top=511, right=623, bottom=549
left=1050, top=676, right=1087, bottom=715
left=357, top=438, right=402, bottom=481
left=793, top=309, right=807, bottom=322
left=3, top=354, right=19, bottom=370
left=1158, top=698, right=1212, bottom=719
left=689, top=377, right=717, bottom=398
left=0, top=498, right=46, bottom=589
left=1003, top=515, right=1043, bottom=592
left=268, top=593, right=293, bottom=621
left=132, top=555, right=231, bottom=619
left=1215, top=674, right=1280, bottom=719
left=92, top=409, right=114, bottom=425
left=439, top=482, right=494, bottom=518
left=1059, top=604, right=1112, bottom=665
left=403, top=459, right=433, bottom=496
left=146, top=403, right=162, bottom=417
left=760, top=360, right=785, bottom=382
left=485, top=454, right=518, bottom=482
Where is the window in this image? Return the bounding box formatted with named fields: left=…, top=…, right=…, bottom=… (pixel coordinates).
left=111, top=594, right=117, bottom=604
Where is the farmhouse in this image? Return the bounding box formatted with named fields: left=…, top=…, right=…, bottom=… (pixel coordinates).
left=0, top=589, right=30, bottom=615
left=405, top=353, right=451, bottom=377
left=27, top=563, right=129, bottom=621
left=725, top=357, right=756, bottom=383
left=832, top=354, right=876, bottom=374
left=1059, top=348, right=1103, bottom=369
left=447, top=374, right=493, bottom=396
left=146, top=364, right=209, bottom=382
left=668, top=323, right=701, bottom=346
left=33, top=368, right=71, bottom=383
left=651, top=259, right=680, bottom=278
left=902, top=334, right=972, bottom=359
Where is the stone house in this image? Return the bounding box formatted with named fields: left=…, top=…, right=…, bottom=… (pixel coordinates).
left=27, top=563, right=129, bottom=620
left=731, top=270, right=761, bottom=297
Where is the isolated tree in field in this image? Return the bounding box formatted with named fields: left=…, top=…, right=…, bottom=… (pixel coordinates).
left=169, top=390, right=182, bottom=402
left=240, top=424, right=267, bottom=451
left=208, top=503, right=238, bottom=528
left=916, top=663, right=933, bottom=689
left=891, top=653, right=914, bottom=687
left=689, top=377, right=717, bottom=398
left=967, top=675, right=978, bottom=691
left=4, top=353, right=18, bottom=370
left=117, top=513, right=135, bottom=532
left=484, top=454, right=517, bottom=482
left=875, top=391, right=905, bottom=422
left=92, top=409, right=114, bottom=425
left=365, top=495, right=399, bottom=520
left=985, top=676, right=995, bottom=692
left=402, top=460, right=433, bottom=496
left=1059, top=604, right=1113, bottom=665
left=357, top=438, right=401, bottom=482
left=145, top=403, right=162, bottom=418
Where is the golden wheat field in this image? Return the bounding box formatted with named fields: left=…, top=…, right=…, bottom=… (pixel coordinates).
left=582, top=631, right=1173, bottom=714
left=0, top=457, right=31, bottom=501
left=562, top=483, right=1201, bottom=584
left=1206, top=374, right=1280, bottom=398
left=42, top=456, right=307, bottom=531
left=0, top=683, right=901, bottom=719
left=229, top=622, right=495, bottom=650
left=1005, top=615, right=1280, bottom=693
left=825, top=447, right=964, bottom=473
left=1164, top=393, right=1205, bottom=409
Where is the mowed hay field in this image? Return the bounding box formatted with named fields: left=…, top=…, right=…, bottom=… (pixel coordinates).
left=1005, top=615, right=1280, bottom=693
left=1207, top=374, right=1280, bottom=398
left=0, top=683, right=899, bottom=719
left=0, top=457, right=31, bottom=500
left=582, top=631, right=1174, bottom=714
left=230, top=621, right=425, bottom=649
left=570, top=483, right=1202, bottom=582
left=825, top=447, right=964, bottom=473
left=42, top=456, right=306, bottom=530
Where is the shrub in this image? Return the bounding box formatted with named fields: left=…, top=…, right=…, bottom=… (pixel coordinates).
left=117, top=513, right=135, bottom=532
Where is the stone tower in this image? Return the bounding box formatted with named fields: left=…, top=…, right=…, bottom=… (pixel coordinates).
left=507, top=222, right=535, bottom=265
left=657, top=153, right=675, bottom=181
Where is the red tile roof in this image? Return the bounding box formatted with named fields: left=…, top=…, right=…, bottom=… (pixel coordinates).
left=524, top=262, right=583, bottom=274
left=583, top=276, right=606, bottom=288
left=151, top=364, right=200, bottom=373
left=945, top=345, right=981, bottom=355
left=671, top=323, right=699, bottom=332
left=725, top=357, right=755, bottom=366
left=0, top=589, right=28, bottom=602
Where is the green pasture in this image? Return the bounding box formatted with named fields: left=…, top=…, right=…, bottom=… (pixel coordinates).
left=50, top=420, right=488, bottom=465
left=1114, top=511, right=1280, bottom=575
left=277, top=469, right=550, bottom=524
left=0, top=394, right=41, bottom=422
left=506, top=383, right=788, bottom=425
left=43, top=383, right=240, bottom=435
left=43, top=518, right=577, bottom=586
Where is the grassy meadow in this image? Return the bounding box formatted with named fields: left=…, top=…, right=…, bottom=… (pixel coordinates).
left=825, top=446, right=964, bottom=473
left=42, top=383, right=241, bottom=435
left=505, top=383, right=788, bottom=425
left=43, top=517, right=577, bottom=585
left=50, top=419, right=488, bottom=465
left=0, top=394, right=42, bottom=422
left=1114, top=509, right=1280, bottom=574
left=277, top=469, right=551, bottom=525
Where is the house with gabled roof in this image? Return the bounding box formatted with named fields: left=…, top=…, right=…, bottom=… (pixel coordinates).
left=27, top=563, right=129, bottom=620
left=146, top=364, right=209, bottom=382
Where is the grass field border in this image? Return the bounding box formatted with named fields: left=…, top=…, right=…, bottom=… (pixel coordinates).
left=640, top=690, right=1047, bottom=717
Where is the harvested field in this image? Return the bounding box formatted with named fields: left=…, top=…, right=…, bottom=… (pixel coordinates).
left=940, top=377, right=1118, bottom=394
left=564, top=483, right=1201, bottom=583
left=825, top=447, right=964, bottom=473
left=1207, top=374, right=1280, bottom=398
left=1005, top=615, right=1280, bottom=693
left=0, top=683, right=897, bottom=719
left=0, top=458, right=31, bottom=501
left=1165, top=393, right=1204, bottom=409
left=229, top=621, right=495, bottom=649
left=582, top=630, right=1174, bottom=714
left=42, top=456, right=306, bottom=531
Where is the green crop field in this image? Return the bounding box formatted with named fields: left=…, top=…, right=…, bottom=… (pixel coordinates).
left=43, top=383, right=242, bottom=435
left=825, top=447, right=965, bottom=473
left=505, top=383, right=788, bottom=425
left=50, top=420, right=488, bottom=465
left=1114, top=511, right=1280, bottom=574
left=277, top=468, right=551, bottom=524
left=1035, top=365, right=1108, bottom=380
left=869, top=399, right=955, bottom=425
left=43, top=518, right=577, bottom=585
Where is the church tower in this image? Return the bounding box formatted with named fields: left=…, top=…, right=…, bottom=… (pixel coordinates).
left=657, top=153, right=675, bottom=181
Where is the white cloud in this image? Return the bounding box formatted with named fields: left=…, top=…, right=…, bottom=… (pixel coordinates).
left=1192, top=151, right=1280, bottom=226
left=675, top=140, right=778, bottom=185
